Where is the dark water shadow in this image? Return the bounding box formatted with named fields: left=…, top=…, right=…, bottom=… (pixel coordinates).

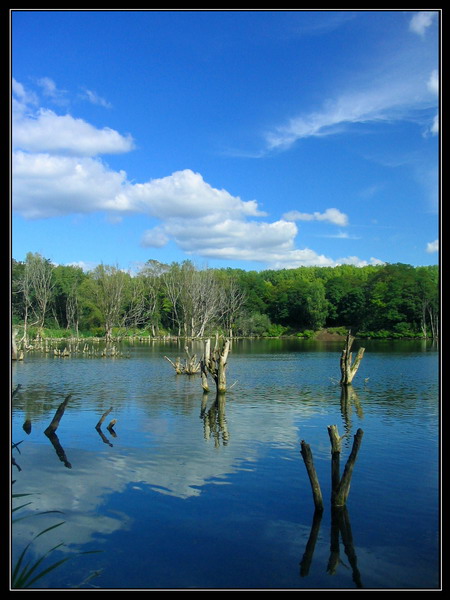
left=44, top=430, right=72, bottom=469
left=300, top=506, right=363, bottom=588
left=95, top=425, right=114, bottom=447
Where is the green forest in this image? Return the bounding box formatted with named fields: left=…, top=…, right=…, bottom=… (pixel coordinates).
left=12, top=252, right=439, bottom=344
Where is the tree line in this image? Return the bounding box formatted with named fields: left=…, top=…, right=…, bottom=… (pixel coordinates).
left=11, top=253, right=439, bottom=343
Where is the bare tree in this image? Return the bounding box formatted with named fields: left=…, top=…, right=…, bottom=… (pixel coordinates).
left=162, top=263, right=184, bottom=337
left=66, top=281, right=81, bottom=337
left=138, top=260, right=168, bottom=336
left=187, top=268, right=222, bottom=338
left=218, top=275, right=246, bottom=338
left=91, top=264, right=127, bottom=341
left=16, top=253, right=55, bottom=338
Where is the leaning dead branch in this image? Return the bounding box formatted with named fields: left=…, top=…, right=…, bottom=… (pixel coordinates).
left=44, top=394, right=72, bottom=435
left=300, top=440, right=324, bottom=512
left=95, top=407, right=113, bottom=430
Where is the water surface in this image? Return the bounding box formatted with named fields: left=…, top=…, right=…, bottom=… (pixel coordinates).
left=11, top=339, right=440, bottom=589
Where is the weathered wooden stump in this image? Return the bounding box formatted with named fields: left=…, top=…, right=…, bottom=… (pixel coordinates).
left=165, top=346, right=201, bottom=375
left=44, top=395, right=72, bottom=469
left=327, top=425, right=364, bottom=508
left=202, top=336, right=230, bottom=394
left=300, top=440, right=324, bottom=512
left=44, top=394, right=72, bottom=435
left=332, top=428, right=364, bottom=507
left=340, top=331, right=365, bottom=386
left=95, top=406, right=113, bottom=430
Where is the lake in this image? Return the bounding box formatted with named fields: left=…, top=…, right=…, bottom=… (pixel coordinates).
left=11, top=338, right=440, bottom=590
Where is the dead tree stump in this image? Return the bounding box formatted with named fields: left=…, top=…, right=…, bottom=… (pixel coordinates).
left=333, top=428, right=364, bottom=507
left=300, top=440, right=324, bottom=512
left=44, top=394, right=72, bottom=435
left=340, top=331, right=365, bottom=386
left=96, top=406, right=113, bottom=430
left=327, top=425, right=364, bottom=507
left=202, top=336, right=230, bottom=394
left=164, top=355, right=184, bottom=374
left=165, top=346, right=200, bottom=375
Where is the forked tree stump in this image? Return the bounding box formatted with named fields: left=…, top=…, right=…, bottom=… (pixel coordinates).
left=340, top=331, right=365, bottom=385
left=332, top=428, right=364, bottom=507
left=202, top=336, right=230, bottom=394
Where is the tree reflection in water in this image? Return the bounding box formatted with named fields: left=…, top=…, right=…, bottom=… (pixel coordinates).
left=202, top=393, right=229, bottom=447
left=300, top=506, right=363, bottom=589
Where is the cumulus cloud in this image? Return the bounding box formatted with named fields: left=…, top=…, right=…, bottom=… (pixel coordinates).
left=409, top=11, right=437, bottom=36
left=426, top=239, right=438, bottom=253
left=13, top=109, right=134, bottom=156
left=283, top=207, right=348, bottom=226
left=12, top=78, right=377, bottom=269
left=141, top=227, right=170, bottom=248
left=13, top=151, right=129, bottom=218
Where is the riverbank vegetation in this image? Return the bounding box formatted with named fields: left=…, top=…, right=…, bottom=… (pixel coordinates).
left=12, top=253, right=439, bottom=347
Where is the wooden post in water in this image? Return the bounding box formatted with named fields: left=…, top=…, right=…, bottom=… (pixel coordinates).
left=340, top=331, right=365, bottom=386
left=327, top=424, right=343, bottom=506
left=44, top=394, right=72, bottom=435
left=183, top=345, right=201, bottom=374
left=96, top=406, right=113, bottom=430
left=300, top=440, right=324, bottom=512
left=164, top=355, right=184, bottom=374
left=333, top=428, right=364, bottom=507
left=200, top=339, right=211, bottom=392
left=203, top=336, right=231, bottom=394
left=44, top=394, right=72, bottom=469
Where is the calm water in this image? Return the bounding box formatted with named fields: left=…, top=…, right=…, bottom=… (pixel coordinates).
left=11, top=338, right=440, bottom=590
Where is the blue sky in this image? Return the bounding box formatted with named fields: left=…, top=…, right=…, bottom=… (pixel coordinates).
left=11, top=9, right=440, bottom=273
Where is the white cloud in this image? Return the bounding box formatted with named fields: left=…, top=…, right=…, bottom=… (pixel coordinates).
left=13, top=152, right=128, bottom=218
left=12, top=78, right=38, bottom=108
left=141, top=227, right=170, bottom=248
left=425, top=70, right=439, bottom=135
left=427, top=70, right=439, bottom=96
left=13, top=108, right=134, bottom=156
left=283, top=207, right=348, bottom=226
left=67, top=260, right=99, bottom=272
left=12, top=78, right=377, bottom=269
left=123, top=169, right=265, bottom=220
left=426, top=239, right=438, bottom=253
left=265, top=77, right=437, bottom=151
left=429, top=114, right=439, bottom=135
left=409, top=11, right=437, bottom=36
left=82, top=88, right=112, bottom=108
left=36, top=76, right=67, bottom=102
left=264, top=19, right=438, bottom=153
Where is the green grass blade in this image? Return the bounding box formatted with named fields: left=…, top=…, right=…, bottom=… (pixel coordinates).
left=33, top=521, right=65, bottom=539
left=12, top=544, right=31, bottom=581
left=12, top=511, right=64, bottom=524
left=15, top=543, right=65, bottom=586
left=12, top=502, right=33, bottom=513
left=24, top=557, right=73, bottom=588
